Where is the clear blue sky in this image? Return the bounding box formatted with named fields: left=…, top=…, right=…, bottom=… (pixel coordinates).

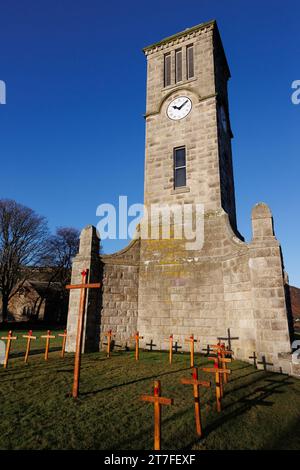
left=0, top=0, right=299, bottom=285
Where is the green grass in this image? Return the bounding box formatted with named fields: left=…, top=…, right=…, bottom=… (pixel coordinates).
left=0, top=327, right=64, bottom=356
left=0, top=337, right=300, bottom=450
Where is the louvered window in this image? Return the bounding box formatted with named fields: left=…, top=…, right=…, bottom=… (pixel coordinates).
left=164, top=53, right=171, bottom=87
left=186, top=45, right=194, bottom=79
left=175, top=49, right=182, bottom=83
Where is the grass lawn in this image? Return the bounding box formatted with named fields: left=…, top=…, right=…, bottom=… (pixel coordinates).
left=0, top=326, right=65, bottom=356
left=0, top=333, right=300, bottom=450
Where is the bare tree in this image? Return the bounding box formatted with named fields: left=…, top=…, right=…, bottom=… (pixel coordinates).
left=0, top=199, right=49, bottom=322
left=43, top=227, right=80, bottom=284
left=38, top=227, right=80, bottom=322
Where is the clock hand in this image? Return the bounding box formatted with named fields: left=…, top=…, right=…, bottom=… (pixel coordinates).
left=172, top=105, right=180, bottom=110
left=178, top=99, right=189, bottom=110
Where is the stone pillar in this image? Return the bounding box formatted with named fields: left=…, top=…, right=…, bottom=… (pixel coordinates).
left=66, top=225, right=102, bottom=353
left=249, top=203, right=291, bottom=370
left=251, top=202, right=275, bottom=239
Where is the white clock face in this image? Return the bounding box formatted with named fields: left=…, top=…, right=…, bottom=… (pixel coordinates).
left=167, top=96, right=192, bottom=121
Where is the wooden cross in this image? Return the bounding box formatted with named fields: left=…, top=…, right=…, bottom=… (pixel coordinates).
left=165, top=335, right=174, bottom=364
left=173, top=340, right=182, bottom=354
left=1, top=330, right=17, bottom=369
left=22, top=330, right=37, bottom=363
left=130, top=331, right=144, bottom=361
left=202, top=344, right=214, bottom=356
left=212, top=342, right=234, bottom=358
left=66, top=269, right=101, bottom=398
left=218, top=328, right=239, bottom=351
left=169, top=335, right=174, bottom=364
left=180, top=367, right=211, bottom=436
left=58, top=330, right=67, bottom=358
left=140, top=380, right=173, bottom=450
left=41, top=330, right=56, bottom=360
left=249, top=351, right=258, bottom=368
left=208, top=355, right=231, bottom=398
left=210, top=341, right=225, bottom=351
left=185, top=334, right=198, bottom=367
left=210, top=343, right=234, bottom=384
left=257, top=355, right=273, bottom=372
left=202, top=364, right=231, bottom=412
left=146, top=339, right=156, bottom=352
left=112, top=341, right=124, bottom=351
left=102, top=330, right=115, bottom=357
left=220, top=348, right=233, bottom=385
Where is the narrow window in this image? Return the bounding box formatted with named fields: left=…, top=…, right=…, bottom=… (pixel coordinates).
left=175, top=49, right=182, bottom=83
left=186, top=45, right=194, bottom=79
left=174, top=147, right=186, bottom=188
left=164, top=53, right=171, bottom=87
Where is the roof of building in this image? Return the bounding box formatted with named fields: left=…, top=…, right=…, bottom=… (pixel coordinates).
left=143, top=19, right=216, bottom=53
left=28, top=281, right=62, bottom=296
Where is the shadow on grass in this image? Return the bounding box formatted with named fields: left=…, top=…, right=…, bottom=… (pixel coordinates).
left=9, top=347, right=61, bottom=359
left=266, top=416, right=300, bottom=450
left=225, top=370, right=269, bottom=394
left=179, top=374, right=294, bottom=450
left=228, top=368, right=262, bottom=383
left=80, top=366, right=192, bottom=397
left=231, top=363, right=253, bottom=371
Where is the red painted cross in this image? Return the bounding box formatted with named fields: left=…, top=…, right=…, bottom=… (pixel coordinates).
left=65, top=269, right=101, bottom=398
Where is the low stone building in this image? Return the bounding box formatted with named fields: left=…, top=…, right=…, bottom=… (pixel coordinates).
left=66, top=20, right=297, bottom=374
left=289, top=286, right=300, bottom=329
left=2, top=268, right=68, bottom=324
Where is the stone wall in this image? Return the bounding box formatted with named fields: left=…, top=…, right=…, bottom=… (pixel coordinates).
left=8, top=285, right=46, bottom=322
left=100, top=239, right=140, bottom=345
left=136, top=203, right=291, bottom=371
left=66, top=204, right=292, bottom=372
left=66, top=226, right=140, bottom=352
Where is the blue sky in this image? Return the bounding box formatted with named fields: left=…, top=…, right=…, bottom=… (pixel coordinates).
left=0, top=0, right=299, bottom=285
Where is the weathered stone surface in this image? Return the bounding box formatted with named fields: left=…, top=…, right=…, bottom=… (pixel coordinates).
left=66, top=21, right=294, bottom=374
left=66, top=225, right=101, bottom=353
left=99, top=239, right=140, bottom=344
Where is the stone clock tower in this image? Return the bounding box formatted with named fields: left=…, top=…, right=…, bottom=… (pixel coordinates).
left=143, top=20, right=237, bottom=230
left=66, top=21, right=294, bottom=375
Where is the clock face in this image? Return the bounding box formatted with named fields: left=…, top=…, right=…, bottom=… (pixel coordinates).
left=167, top=96, right=192, bottom=121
